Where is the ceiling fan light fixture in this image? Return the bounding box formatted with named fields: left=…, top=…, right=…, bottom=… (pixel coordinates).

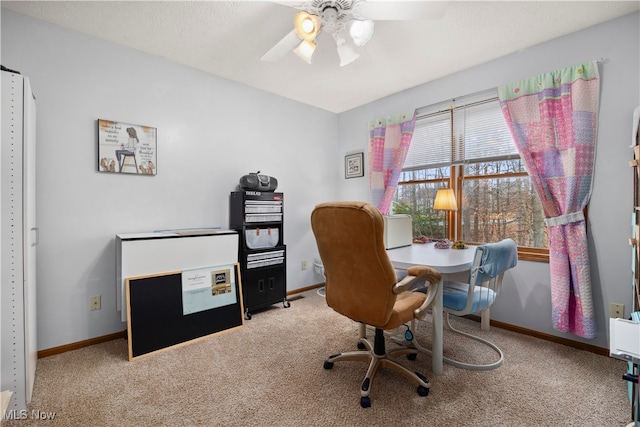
left=346, top=19, right=374, bottom=47
left=294, top=39, right=316, bottom=64
left=337, top=40, right=360, bottom=67
left=294, top=11, right=321, bottom=41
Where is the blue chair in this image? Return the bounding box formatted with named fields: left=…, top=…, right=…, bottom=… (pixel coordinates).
left=441, top=238, right=518, bottom=370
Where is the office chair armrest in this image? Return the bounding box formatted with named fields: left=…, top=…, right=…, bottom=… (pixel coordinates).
left=393, top=266, right=442, bottom=319
left=393, top=266, right=441, bottom=294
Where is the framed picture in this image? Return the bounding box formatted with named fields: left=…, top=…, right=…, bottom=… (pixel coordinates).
left=345, top=152, right=364, bottom=179
left=98, top=119, right=157, bottom=175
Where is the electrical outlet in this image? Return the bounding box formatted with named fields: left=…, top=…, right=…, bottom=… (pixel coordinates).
left=90, top=295, right=101, bottom=311
left=610, top=303, right=624, bottom=318
left=301, top=260, right=307, bottom=270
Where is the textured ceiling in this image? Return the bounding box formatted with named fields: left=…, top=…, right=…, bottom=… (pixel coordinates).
left=2, top=1, right=639, bottom=113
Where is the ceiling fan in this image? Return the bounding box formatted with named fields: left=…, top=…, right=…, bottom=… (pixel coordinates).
left=261, top=0, right=448, bottom=67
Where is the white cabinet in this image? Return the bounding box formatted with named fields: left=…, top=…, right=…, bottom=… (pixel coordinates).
left=116, top=231, right=239, bottom=322
left=1, top=70, right=38, bottom=413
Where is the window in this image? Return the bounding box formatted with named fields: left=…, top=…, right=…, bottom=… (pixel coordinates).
left=393, top=90, right=548, bottom=261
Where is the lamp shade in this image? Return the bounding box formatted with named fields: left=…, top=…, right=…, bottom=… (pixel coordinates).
left=337, top=40, right=360, bottom=67
left=294, top=11, right=321, bottom=41
left=434, top=188, right=457, bottom=211
left=346, top=19, right=374, bottom=47
left=293, top=40, right=316, bottom=64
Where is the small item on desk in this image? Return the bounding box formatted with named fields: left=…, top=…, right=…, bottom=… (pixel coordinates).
left=451, top=241, right=468, bottom=249
left=413, top=236, right=429, bottom=244
left=434, top=239, right=451, bottom=249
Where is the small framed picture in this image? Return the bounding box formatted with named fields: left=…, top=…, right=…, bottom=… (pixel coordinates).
left=345, top=152, right=364, bottom=179
left=98, top=119, right=157, bottom=175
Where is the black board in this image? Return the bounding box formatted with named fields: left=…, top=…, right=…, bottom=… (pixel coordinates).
left=126, top=264, right=244, bottom=360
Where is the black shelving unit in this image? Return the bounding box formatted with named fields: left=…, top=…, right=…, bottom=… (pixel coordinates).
left=230, top=191, right=289, bottom=319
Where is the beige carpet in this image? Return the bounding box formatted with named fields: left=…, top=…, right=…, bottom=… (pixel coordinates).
left=4, top=290, right=632, bottom=426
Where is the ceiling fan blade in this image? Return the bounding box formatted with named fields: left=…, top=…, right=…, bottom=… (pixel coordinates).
left=260, top=30, right=301, bottom=62
left=269, top=1, right=307, bottom=7
left=355, top=1, right=449, bottom=21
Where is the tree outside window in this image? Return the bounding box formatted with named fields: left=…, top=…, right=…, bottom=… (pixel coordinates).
left=392, top=90, right=549, bottom=261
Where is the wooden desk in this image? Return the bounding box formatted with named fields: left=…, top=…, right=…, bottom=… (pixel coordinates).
left=387, top=243, right=475, bottom=375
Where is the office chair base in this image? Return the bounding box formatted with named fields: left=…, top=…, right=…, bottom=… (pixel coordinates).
left=324, top=329, right=430, bottom=407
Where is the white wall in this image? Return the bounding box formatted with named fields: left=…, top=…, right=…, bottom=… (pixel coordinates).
left=338, top=12, right=640, bottom=349
left=3, top=9, right=638, bottom=352
left=1, top=10, right=340, bottom=350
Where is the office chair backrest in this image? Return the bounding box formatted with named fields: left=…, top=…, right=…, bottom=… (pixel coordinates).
left=466, top=238, right=517, bottom=310
left=443, top=238, right=517, bottom=317
left=471, top=238, right=518, bottom=285
left=311, top=201, right=398, bottom=328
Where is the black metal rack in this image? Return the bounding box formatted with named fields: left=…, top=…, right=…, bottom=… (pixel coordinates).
left=230, top=191, right=289, bottom=319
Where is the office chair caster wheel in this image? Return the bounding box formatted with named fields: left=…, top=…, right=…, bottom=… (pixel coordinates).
left=324, top=361, right=334, bottom=369
left=244, top=312, right=252, bottom=320
left=406, top=353, right=417, bottom=361
left=283, top=299, right=291, bottom=308
left=357, top=342, right=366, bottom=350
left=360, top=396, right=371, bottom=408
left=417, top=385, right=429, bottom=397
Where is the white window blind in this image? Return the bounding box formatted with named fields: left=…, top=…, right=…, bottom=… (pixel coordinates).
left=404, top=111, right=452, bottom=170
left=403, top=90, right=519, bottom=170
left=455, top=98, right=520, bottom=163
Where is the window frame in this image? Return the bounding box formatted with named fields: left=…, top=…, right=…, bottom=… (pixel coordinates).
left=395, top=90, right=550, bottom=263
left=455, top=170, right=549, bottom=262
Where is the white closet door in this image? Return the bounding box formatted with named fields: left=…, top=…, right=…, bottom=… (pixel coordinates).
left=23, top=77, right=37, bottom=403
left=1, top=71, right=37, bottom=412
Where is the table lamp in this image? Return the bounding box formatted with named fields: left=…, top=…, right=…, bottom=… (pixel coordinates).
left=434, top=188, right=457, bottom=211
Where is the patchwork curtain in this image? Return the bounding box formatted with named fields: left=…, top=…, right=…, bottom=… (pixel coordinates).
left=368, top=110, right=417, bottom=215
left=498, top=61, right=600, bottom=339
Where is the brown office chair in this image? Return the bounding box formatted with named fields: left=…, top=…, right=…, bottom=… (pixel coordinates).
left=311, top=201, right=441, bottom=408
